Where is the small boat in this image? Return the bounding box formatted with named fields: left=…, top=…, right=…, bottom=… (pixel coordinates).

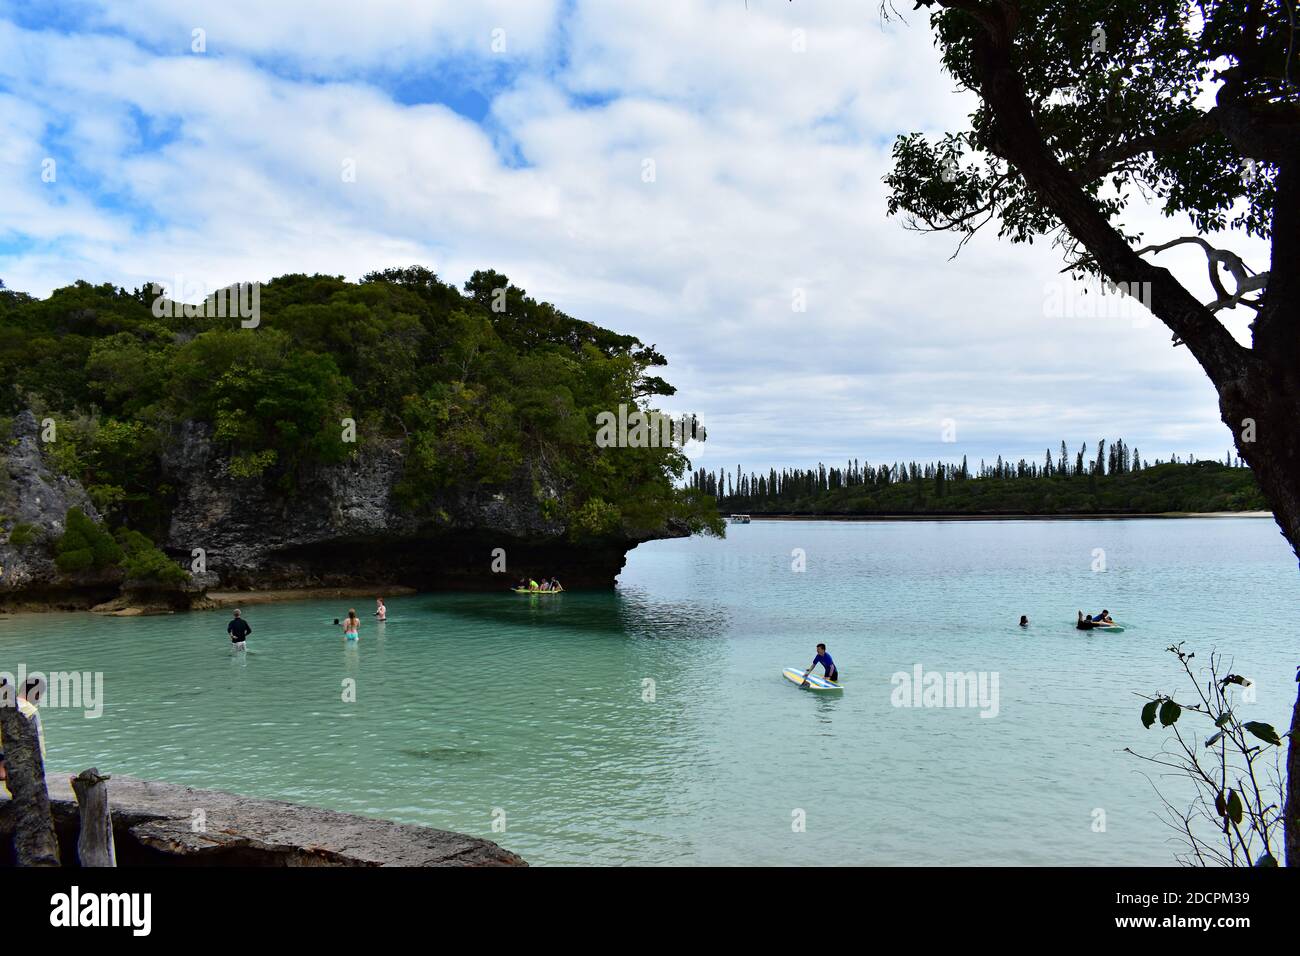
left=729, top=514, right=751, bottom=524
left=512, top=588, right=564, bottom=595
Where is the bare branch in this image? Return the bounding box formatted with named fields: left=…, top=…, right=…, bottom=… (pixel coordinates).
left=1134, top=236, right=1271, bottom=314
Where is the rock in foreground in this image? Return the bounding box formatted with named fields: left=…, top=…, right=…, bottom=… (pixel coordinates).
left=0, top=772, right=525, bottom=867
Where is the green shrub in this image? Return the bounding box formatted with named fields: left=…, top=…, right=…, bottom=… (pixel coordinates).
left=115, top=527, right=190, bottom=586
left=54, top=507, right=122, bottom=573
left=9, top=522, right=39, bottom=548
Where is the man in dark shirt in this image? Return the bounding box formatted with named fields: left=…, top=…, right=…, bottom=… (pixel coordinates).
left=227, top=609, right=252, bottom=647
left=805, top=643, right=839, bottom=683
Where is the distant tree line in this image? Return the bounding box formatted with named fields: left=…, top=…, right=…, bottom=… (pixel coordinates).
left=696, top=440, right=1263, bottom=515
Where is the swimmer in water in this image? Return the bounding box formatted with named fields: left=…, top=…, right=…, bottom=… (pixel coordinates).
left=340, top=609, right=361, bottom=640
left=374, top=598, right=387, bottom=622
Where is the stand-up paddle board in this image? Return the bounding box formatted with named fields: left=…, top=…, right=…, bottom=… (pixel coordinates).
left=782, top=667, right=843, bottom=691
left=512, top=588, right=563, bottom=594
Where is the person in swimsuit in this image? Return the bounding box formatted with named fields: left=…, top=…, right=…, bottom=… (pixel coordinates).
left=1077, top=611, right=1097, bottom=630
left=374, top=598, right=387, bottom=622
left=550, top=577, right=563, bottom=592
left=341, top=609, right=361, bottom=639
left=227, top=609, right=252, bottom=647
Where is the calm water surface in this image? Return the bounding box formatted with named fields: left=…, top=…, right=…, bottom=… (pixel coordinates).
left=2, top=517, right=1295, bottom=865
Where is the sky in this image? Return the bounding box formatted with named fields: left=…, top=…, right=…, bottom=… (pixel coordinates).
left=0, top=0, right=1268, bottom=476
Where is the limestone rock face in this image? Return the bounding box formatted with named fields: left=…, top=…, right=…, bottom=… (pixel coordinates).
left=0, top=411, right=116, bottom=606
left=157, top=420, right=663, bottom=591
left=1, top=408, right=677, bottom=608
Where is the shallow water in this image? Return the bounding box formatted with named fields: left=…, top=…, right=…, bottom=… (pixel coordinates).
left=2, top=517, right=1295, bottom=865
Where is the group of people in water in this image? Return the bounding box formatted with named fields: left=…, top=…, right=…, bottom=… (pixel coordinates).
left=516, top=577, right=564, bottom=592
left=225, top=597, right=389, bottom=647
left=1076, top=609, right=1118, bottom=630
left=1016, top=611, right=1119, bottom=630
left=337, top=598, right=387, bottom=639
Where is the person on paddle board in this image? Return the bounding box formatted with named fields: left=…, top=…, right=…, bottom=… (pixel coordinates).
left=1076, top=611, right=1097, bottom=630
left=227, top=609, right=252, bottom=648
left=804, top=644, right=839, bottom=683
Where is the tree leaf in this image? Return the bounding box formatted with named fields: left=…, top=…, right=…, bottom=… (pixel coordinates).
left=1226, top=790, right=1244, bottom=825
left=1214, top=791, right=1228, bottom=818
left=1204, top=731, right=1223, bottom=748
left=1141, top=700, right=1160, bottom=729
left=1158, top=699, right=1181, bottom=727
left=1243, top=721, right=1282, bottom=747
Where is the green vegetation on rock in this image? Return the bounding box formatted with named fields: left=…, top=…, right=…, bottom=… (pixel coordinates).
left=0, top=267, right=723, bottom=542
left=53, top=507, right=122, bottom=573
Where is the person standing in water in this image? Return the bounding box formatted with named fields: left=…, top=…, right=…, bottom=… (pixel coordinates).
left=374, top=598, right=387, bottom=622
left=227, top=609, right=252, bottom=648
left=340, top=609, right=361, bottom=640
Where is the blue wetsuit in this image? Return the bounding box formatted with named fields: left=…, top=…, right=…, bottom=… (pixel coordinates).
left=812, top=652, right=838, bottom=681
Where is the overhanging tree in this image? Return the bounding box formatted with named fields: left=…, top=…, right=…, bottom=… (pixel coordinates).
left=877, top=0, right=1298, bottom=864
left=884, top=0, right=1298, bottom=557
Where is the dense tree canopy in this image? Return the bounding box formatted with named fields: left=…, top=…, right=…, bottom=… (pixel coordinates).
left=0, top=267, right=722, bottom=546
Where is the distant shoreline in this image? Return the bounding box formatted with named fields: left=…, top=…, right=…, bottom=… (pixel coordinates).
left=203, top=586, right=419, bottom=608
left=731, top=511, right=1274, bottom=522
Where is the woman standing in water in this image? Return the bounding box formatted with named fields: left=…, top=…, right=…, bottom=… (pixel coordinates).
left=340, top=609, right=361, bottom=640
left=374, top=598, right=387, bottom=622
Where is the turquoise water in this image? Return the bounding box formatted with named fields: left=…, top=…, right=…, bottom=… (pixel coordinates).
left=2, top=517, right=1295, bottom=865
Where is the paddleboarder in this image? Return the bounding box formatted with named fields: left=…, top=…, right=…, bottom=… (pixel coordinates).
left=802, top=643, right=839, bottom=684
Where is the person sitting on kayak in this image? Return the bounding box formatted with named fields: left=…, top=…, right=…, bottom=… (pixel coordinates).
left=804, top=644, right=839, bottom=683
left=1077, top=611, right=1097, bottom=630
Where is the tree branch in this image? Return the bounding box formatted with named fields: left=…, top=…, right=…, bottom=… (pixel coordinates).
left=1134, top=236, right=1270, bottom=314
left=942, top=0, right=1250, bottom=389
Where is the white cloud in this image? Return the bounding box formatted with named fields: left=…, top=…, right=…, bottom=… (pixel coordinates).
left=0, top=2, right=1260, bottom=471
